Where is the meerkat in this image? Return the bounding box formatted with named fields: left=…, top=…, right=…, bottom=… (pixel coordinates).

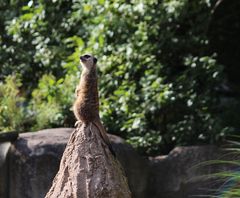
left=73, top=54, right=115, bottom=156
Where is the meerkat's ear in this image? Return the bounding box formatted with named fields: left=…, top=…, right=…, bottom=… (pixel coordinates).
left=93, top=57, right=98, bottom=64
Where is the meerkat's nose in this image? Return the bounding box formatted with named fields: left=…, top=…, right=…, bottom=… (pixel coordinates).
left=80, top=56, right=85, bottom=61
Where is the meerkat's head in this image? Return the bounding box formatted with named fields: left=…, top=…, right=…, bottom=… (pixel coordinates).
left=80, top=54, right=98, bottom=70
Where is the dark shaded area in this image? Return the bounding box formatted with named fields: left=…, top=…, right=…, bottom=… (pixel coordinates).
left=209, top=0, right=240, bottom=89
left=208, top=0, right=240, bottom=133
left=0, top=132, right=19, bottom=143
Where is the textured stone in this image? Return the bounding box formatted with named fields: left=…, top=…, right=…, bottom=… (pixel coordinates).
left=147, top=146, right=228, bottom=198
left=4, top=128, right=237, bottom=198
left=109, top=135, right=149, bottom=198
left=45, top=124, right=131, bottom=198
left=0, top=142, right=11, bottom=198
left=8, top=128, right=147, bottom=198
left=9, top=128, right=73, bottom=198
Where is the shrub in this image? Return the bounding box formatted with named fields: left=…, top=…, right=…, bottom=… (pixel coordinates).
left=0, top=75, right=26, bottom=132
left=30, top=74, right=78, bottom=130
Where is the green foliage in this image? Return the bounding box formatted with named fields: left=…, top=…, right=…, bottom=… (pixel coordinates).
left=30, top=74, right=78, bottom=130
left=0, top=75, right=25, bottom=132
left=0, top=0, right=232, bottom=154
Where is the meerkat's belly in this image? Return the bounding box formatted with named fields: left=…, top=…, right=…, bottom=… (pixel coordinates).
left=73, top=99, right=98, bottom=123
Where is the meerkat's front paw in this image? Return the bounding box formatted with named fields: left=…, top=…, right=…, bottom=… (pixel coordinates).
left=74, top=120, right=82, bottom=127
left=75, top=87, right=80, bottom=97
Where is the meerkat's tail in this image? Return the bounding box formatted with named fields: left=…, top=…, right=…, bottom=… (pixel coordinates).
left=92, top=120, right=116, bottom=157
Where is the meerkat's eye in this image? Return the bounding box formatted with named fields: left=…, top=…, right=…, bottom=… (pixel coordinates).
left=83, top=54, right=91, bottom=59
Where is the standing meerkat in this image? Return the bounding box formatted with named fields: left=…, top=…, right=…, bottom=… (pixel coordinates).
left=73, top=54, right=115, bottom=156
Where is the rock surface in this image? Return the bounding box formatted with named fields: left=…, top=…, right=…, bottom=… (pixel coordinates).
left=0, top=142, right=11, bottom=198
left=147, top=146, right=227, bottom=198
left=0, top=128, right=236, bottom=198
left=9, top=128, right=73, bottom=198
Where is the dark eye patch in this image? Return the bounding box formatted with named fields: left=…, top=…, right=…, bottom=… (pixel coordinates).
left=84, top=54, right=91, bottom=58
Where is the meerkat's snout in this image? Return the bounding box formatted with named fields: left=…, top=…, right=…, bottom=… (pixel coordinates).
left=80, top=54, right=91, bottom=62
left=80, top=56, right=85, bottom=62
left=79, top=54, right=98, bottom=66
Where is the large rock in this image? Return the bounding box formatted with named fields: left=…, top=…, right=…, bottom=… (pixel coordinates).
left=9, top=128, right=73, bottom=198
left=8, top=128, right=148, bottom=198
left=147, top=146, right=227, bottom=198
left=110, top=135, right=149, bottom=198
left=0, top=142, right=11, bottom=198
left=0, top=131, right=18, bottom=198
left=45, top=125, right=131, bottom=198
left=1, top=128, right=236, bottom=198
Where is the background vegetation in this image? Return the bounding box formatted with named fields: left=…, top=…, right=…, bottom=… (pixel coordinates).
left=0, top=0, right=240, bottom=155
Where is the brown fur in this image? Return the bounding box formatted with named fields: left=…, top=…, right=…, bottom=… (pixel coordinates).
left=73, top=54, right=115, bottom=156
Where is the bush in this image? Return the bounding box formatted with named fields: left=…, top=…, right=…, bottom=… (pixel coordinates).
left=0, top=0, right=232, bottom=154
left=0, top=75, right=26, bottom=132
left=30, top=74, right=78, bottom=130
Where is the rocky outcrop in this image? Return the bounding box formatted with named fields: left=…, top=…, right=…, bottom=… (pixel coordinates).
left=0, top=142, right=11, bottom=198
left=9, top=128, right=73, bottom=198
left=45, top=125, right=131, bottom=198
left=0, top=128, right=236, bottom=198
left=147, top=146, right=226, bottom=198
